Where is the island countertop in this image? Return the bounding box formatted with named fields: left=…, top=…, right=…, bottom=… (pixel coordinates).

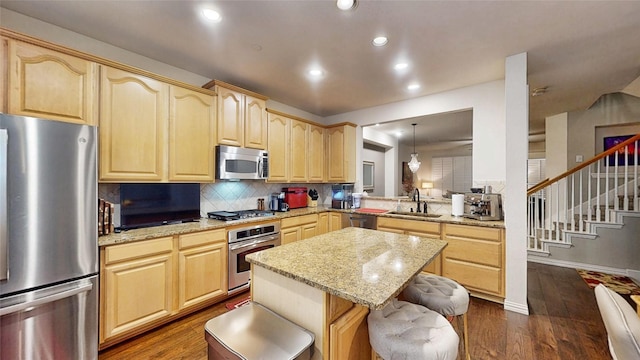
left=246, top=227, right=447, bottom=310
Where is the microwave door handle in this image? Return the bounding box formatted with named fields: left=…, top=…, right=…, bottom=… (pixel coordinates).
left=0, top=129, right=8, bottom=281
left=258, top=158, right=263, bottom=178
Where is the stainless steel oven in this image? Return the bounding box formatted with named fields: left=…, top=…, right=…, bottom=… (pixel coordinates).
left=228, top=222, right=280, bottom=295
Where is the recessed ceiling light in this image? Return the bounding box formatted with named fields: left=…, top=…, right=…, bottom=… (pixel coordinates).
left=372, top=36, right=388, bottom=47
left=336, top=0, right=357, bottom=11
left=202, top=8, right=222, bottom=22
left=394, top=63, right=408, bottom=71
left=407, top=83, right=421, bottom=90
left=395, top=131, right=403, bottom=137
left=308, top=69, right=324, bottom=77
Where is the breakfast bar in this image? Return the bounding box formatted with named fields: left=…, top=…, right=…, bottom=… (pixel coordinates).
left=246, top=227, right=448, bottom=360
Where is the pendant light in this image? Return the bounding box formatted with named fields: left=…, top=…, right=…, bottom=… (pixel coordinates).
left=408, top=123, right=421, bottom=173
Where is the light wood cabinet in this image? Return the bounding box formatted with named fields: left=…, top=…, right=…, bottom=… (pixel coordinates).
left=205, top=80, right=267, bottom=149
left=177, top=230, right=227, bottom=310
left=308, top=124, right=325, bottom=182
left=99, top=66, right=168, bottom=181
left=267, top=112, right=290, bottom=182
left=329, top=212, right=343, bottom=232
left=326, top=124, right=357, bottom=183
left=442, top=224, right=505, bottom=301
left=280, top=214, right=318, bottom=245
left=290, top=119, right=309, bottom=181
left=100, top=66, right=216, bottom=182
left=168, top=86, right=216, bottom=181
left=100, top=230, right=228, bottom=348
left=317, top=212, right=329, bottom=235
left=6, top=39, right=98, bottom=125
left=377, top=217, right=442, bottom=275
left=100, top=237, right=174, bottom=343
left=329, top=304, right=371, bottom=360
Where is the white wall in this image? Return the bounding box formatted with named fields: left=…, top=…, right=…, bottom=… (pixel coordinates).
left=362, top=144, right=386, bottom=196
left=363, top=127, right=399, bottom=197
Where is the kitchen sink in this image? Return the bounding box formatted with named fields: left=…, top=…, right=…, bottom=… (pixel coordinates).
left=387, top=211, right=442, bottom=218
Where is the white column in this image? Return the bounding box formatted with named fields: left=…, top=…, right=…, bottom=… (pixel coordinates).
left=504, top=52, right=530, bottom=315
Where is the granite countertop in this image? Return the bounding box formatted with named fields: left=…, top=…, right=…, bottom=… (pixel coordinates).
left=246, top=227, right=448, bottom=310
left=99, top=205, right=503, bottom=247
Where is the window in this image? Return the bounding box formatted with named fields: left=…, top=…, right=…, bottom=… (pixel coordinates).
left=363, top=161, right=374, bottom=191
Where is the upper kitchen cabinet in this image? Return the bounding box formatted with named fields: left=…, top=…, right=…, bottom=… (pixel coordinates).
left=204, top=80, right=268, bottom=149
left=5, top=39, right=98, bottom=125
left=326, top=123, right=356, bottom=183
left=99, top=66, right=168, bottom=182
left=290, top=119, right=309, bottom=182
left=308, top=124, right=325, bottom=182
left=169, top=86, right=216, bottom=182
left=267, top=111, right=290, bottom=182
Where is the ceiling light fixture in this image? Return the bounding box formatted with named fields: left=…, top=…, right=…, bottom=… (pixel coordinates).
left=408, top=123, right=421, bottom=173
left=202, top=8, right=222, bottom=22
left=308, top=69, right=324, bottom=77
left=372, top=36, right=388, bottom=47
left=407, top=83, right=420, bottom=90
left=394, top=63, right=408, bottom=71
left=336, top=0, right=357, bottom=11
left=532, top=86, right=548, bottom=97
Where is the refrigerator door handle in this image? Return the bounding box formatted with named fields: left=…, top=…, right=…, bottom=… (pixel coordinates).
left=0, top=129, right=7, bottom=281
left=0, top=282, right=93, bottom=316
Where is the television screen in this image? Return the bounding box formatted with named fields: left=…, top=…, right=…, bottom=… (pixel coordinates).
left=603, top=135, right=636, bottom=166
left=120, top=183, right=201, bottom=229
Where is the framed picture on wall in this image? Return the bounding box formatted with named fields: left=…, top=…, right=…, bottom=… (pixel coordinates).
left=401, top=161, right=413, bottom=194
left=603, top=135, right=636, bottom=166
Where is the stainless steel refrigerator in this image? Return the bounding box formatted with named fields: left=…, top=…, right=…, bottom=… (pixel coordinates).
left=0, top=113, right=98, bottom=360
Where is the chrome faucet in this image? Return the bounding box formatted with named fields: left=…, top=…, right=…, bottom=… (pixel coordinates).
left=412, top=188, right=421, bottom=213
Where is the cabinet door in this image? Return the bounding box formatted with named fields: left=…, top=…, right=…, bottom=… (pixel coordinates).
left=308, top=124, right=325, bottom=182
left=300, top=222, right=317, bottom=240
left=99, top=66, right=168, bottom=181
left=317, top=213, right=329, bottom=235
left=169, top=86, right=215, bottom=181
left=329, top=213, right=343, bottom=232
left=178, top=240, right=226, bottom=310
left=329, top=304, right=371, bottom=360
left=101, top=237, right=174, bottom=342
left=327, top=125, right=356, bottom=182
left=216, top=86, right=243, bottom=147
left=244, top=95, right=267, bottom=149
left=290, top=120, right=308, bottom=182
left=267, top=113, right=289, bottom=182
left=281, top=226, right=301, bottom=245
left=8, top=40, right=98, bottom=125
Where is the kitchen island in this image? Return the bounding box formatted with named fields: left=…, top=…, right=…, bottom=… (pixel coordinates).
left=246, top=227, right=448, bottom=360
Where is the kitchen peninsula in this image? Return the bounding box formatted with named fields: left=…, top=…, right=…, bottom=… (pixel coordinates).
left=246, top=227, right=448, bottom=360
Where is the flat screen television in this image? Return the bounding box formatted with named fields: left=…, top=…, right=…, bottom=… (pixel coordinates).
left=120, top=183, right=201, bottom=229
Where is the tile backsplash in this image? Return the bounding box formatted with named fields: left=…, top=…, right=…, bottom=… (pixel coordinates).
left=98, top=182, right=333, bottom=219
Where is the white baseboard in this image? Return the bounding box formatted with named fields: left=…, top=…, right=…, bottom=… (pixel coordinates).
left=503, top=300, right=529, bottom=315
left=527, top=256, right=637, bottom=279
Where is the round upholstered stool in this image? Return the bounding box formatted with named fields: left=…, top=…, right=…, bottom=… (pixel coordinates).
left=368, top=299, right=459, bottom=360
left=402, top=274, right=471, bottom=360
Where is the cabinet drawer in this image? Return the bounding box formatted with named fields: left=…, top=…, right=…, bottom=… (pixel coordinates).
left=105, top=237, right=173, bottom=264
left=443, top=237, right=502, bottom=267
left=443, top=258, right=502, bottom=296
left=178, top=229, right=225, bottom=250
left=377, top=217, right=440, bottom=236
left=281, top=214, right=318, bottom=228
left=444, top=224, right=501, bottom=242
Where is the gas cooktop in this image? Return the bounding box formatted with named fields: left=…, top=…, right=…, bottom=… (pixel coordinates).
left=207, top=210, right=275, bottom=221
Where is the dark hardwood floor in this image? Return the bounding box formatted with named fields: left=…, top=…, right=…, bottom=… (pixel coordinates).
left=99, top=262, right=618, bottom=360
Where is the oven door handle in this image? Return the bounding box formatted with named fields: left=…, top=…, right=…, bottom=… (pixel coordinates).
left=229, top=234, right=280, bottom=251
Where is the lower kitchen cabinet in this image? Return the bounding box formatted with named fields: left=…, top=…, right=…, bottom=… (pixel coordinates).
left=100, top=237, right=174, bottom=344
left=177, top=229, right=227, bottom=310
left=377, top=217, right=442, bottom=275
left=442, top=223, right=505, bottom=301
left=329, top=304, right=371, bottom=360
left=100, top=230, right=228, bottom=348
left=317, top=212, right=329, bottom=235
left=328, top=212, right=343, bottom=232
left=280, top=214, right=318, bottom=245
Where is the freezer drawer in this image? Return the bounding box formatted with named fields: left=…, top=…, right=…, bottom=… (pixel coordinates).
left=1, top=275, right=98, bottom=360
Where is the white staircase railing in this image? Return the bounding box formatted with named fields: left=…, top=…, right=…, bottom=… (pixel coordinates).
left=527, top=134, right=640, bottom=255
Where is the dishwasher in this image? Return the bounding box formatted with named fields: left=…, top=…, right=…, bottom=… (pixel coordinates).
left=341, top=212, right=377, bottom=229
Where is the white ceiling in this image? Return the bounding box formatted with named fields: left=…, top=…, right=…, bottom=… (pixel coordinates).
left=2, top=0, right=640, bottom=146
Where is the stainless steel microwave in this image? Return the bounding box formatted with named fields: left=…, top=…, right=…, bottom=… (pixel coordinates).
left=215, top=145, right=269, bottom=180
